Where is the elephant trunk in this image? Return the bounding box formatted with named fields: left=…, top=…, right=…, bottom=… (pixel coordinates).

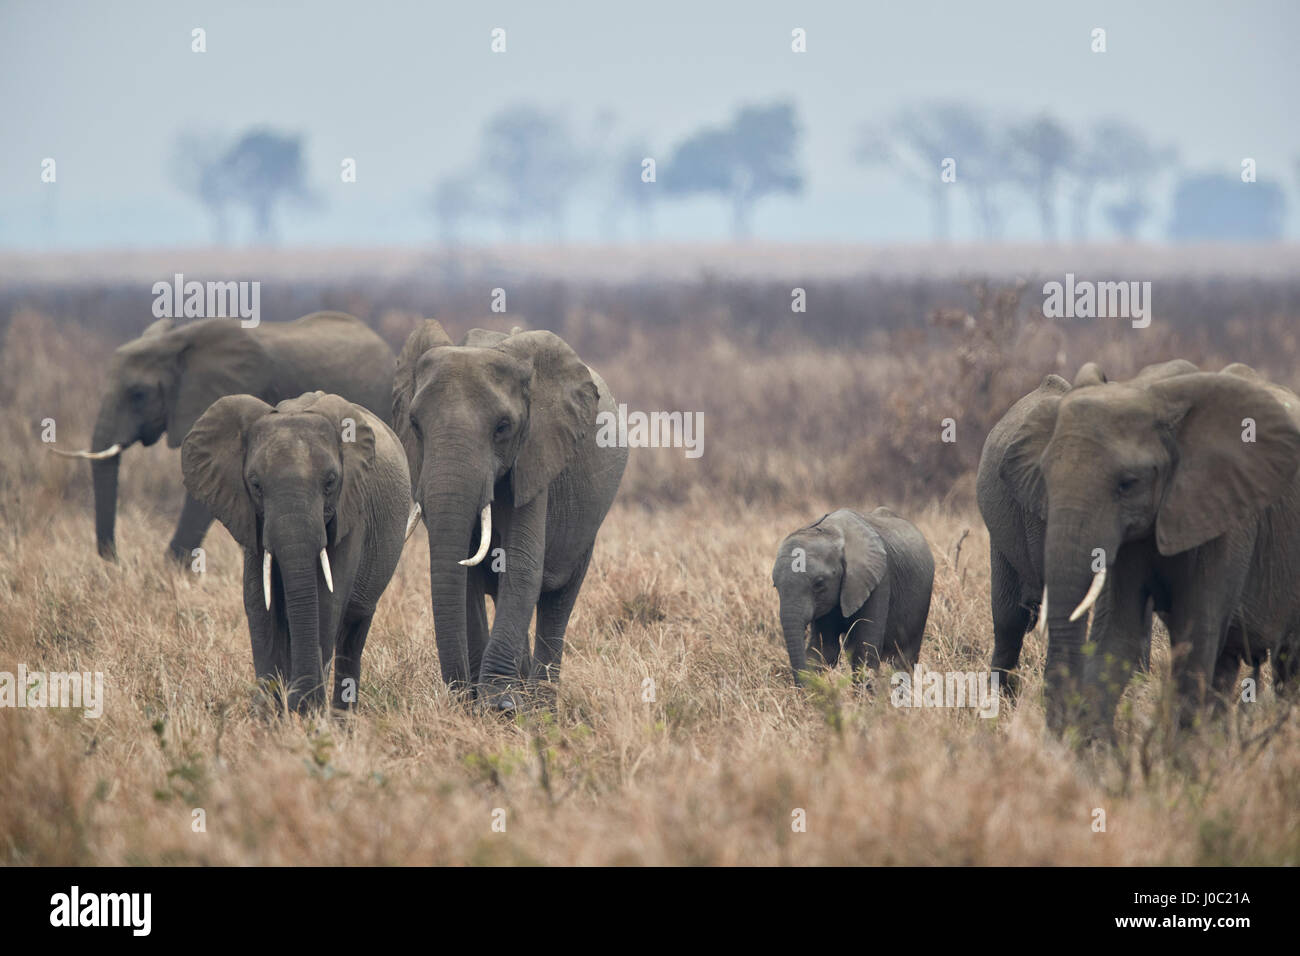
left=91, top=409, right=126, bottom=560
left=1043, top=506, right=1115, bottom=734
left=779, top=599, right=811, bottom=685
left=421, top=454, right=488, bottom=690
left=266, top=512, right=326, bottom=712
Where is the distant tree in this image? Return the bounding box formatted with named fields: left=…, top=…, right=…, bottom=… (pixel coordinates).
left=603, top=141, right=660, bottom=240
left=666, top=102, right=803, bottom=238
left=431, top=169, right=486, bottom=243
left=170, top=131, right=234, bottom=243
left=475, top=104, right=587, bottom=240
left=1167, top=173, right=1286, bottom=240
left=855, top=103, right=964, bottom=241
left=948, top=108, right=1014, bottom=241
left=1006, top=113, right=1074, bottom=241
left=1102, top=197, right=1151, bottom=239
left=1069, top=120, right=1176, bottom=240
left=855, top=102, right=1013, bottom=241
left=222, top=130, right=313, bottom=242
left=172, top=128, right=314, bottom=243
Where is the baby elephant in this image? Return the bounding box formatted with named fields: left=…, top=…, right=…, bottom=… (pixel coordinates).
left=772, top=508, right=934, bottom=684
left=182, top=391, right=411, bottom=712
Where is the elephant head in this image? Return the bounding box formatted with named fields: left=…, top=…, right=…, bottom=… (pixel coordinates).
left=393, top=320, right=598, bottom=688
left=181, top=391, right=375, bottom=710
left=771, top=510, right=888, bottom=683
left=1000, top=371, right=1300, bottom=729
left=53, top=318, right=268, bottom=559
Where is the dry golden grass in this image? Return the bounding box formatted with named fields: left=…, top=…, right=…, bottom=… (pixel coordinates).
left=2, top=304, right=1299, bottom=866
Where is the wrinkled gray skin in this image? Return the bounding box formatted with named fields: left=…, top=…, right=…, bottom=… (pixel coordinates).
left=393, top=322, right=628, bottom=710
left=772, top=508, right=934, bottom=684
left=998, top=363, right=1300, bottom=737
left=976, top=360, right=1199, bottom=696
left=81, top=312, right=395, bottom=562
left=182, top=392, right=410, bottom=713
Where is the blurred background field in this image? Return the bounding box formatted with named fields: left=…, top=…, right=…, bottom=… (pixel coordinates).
left=1, top=246, right=1299, bottom=865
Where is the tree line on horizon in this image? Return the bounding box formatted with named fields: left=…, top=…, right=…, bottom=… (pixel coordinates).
left=171, top=101, right=1291, bottom=245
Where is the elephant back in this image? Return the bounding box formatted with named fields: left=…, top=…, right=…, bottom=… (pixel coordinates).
left=263, top=313, right=397, bottom=425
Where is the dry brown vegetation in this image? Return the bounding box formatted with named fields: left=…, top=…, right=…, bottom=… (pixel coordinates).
left=2, top=260, right=1299, bottom=865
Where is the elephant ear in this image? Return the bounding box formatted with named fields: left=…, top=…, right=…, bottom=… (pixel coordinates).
left=392, top=319, right=454, bottom=487
left=181, top=394, right=274, bottom=550
left=460, top=327, right=511, bottom=348
left=1073, top=362, right=1107, bottom=387
left=1150, top=373, right=1300, bottom=555
left=1220, top=362, right=1262, bottom=382
left=279, top=391, right=377, bottom=545
left=141, top=317, right=175, bottom=338
left=166, top=322, right=269, bottom=448
left=1131, top=358, right=1199, bottom=384
left=495, top=331, right=599, bottom=507
left=999, top=396, right=1062, bottom=520
left=828, top=511, right=889, bottom=617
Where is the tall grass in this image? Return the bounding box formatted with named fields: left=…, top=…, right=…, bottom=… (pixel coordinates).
left=1, top=264, right=1298, bottom=865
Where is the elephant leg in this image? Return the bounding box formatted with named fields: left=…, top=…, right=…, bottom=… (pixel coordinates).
left=466, top=569, right=491, bottom=684
left=1164, top=606, right=1228, bottom=732
left=530, top=545, right=592, bottom=683
left=847, top=582, right=891, bottom=679
left=477, top=493, right=547, bottom=709
left=846, top=624, right=874, bottom=674
left=1272, top=631, right=1300, bottom=699
left=331, top=612, right=373, bottom=711
left=989, top=545, right=1032, bottom=695
left=168, top=493, right=214, bottom=564
left=815, top=617, right=843, bottom=670
left=1165, top=542, right=1244, bottom=730
left=1209, top=638, right=1242, bottom=716
left=1082, top=546, right=1147, bottom=738
left=1137, top=595, right=1155, bottom=671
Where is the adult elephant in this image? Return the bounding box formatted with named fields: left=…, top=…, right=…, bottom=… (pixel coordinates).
left=392, top=321, right=627, bottom=710
left=51, top=312, right=395, bottom=562
left=182, top=392, right=410, bottom=712
left=977, top=359, right=1198, bottom=694
left=998, top=363, right=1300, bottom=735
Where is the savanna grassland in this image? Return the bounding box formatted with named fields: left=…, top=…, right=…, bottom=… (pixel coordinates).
left=2, top=248, right=1299, bottom=865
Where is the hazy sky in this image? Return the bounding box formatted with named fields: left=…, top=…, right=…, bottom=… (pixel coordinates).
left=3, top=0, right=1297, bottom=248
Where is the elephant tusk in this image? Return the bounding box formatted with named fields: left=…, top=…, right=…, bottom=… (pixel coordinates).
left=263, top=551, right=273, bottom=611
left=48, top=443, right=122, bottom=460
left=1036, top=589, right=1048, bottom=636
left=405, top=502, right=422, bottom=541
left=320, top=549, right=334, bottom=593
left=459, top=504, right=492, bottom=567
left=1069, top=567, right=1107, bottom=622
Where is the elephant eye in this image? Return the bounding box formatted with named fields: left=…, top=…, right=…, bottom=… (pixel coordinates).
left=247, top=475, right=262, bottom=496
left=495, top=418, right=511, bottom=437
left=813, top=576, right=827, bottom=590
left=323, top=471, right=338, bottom=493
left=1116, top=475, right=1138, bottom=494
left=127, top=386, right=151, bottom=404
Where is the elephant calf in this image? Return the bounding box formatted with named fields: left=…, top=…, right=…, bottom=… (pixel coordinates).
left=182, top=391, right=411, bottom=712
left=772, top=508, right=934, bottom=684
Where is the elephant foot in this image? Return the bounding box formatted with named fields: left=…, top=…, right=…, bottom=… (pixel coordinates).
left=474, top=680, right=528, bottom=716
left=993, top=668, right=1021, bottom=699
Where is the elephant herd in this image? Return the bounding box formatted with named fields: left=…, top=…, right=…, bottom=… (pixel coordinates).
left=56, top=312, right=625, bottom=713
left=53, top=313, right=1300, bottom=740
